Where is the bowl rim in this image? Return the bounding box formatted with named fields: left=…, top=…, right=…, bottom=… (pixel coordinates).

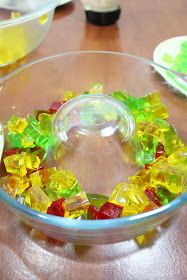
left=0, top=0, right=60, bottom=27
left=0, top=50, right=185, bottom=83
left=0, top=50, right=187, bottom=231
left=0, top=187, right=187, bottom=230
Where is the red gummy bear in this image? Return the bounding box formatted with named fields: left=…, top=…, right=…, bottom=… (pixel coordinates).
left=145, top=187, right=162, bottom=207
left=87, top=205, right=100, bottom=220
left=98, top=201, right=123, bottom=219
left=49, top=101, right=63, bottom=113
left=155, top=142, right=166, bottom=159
left=47, top=198, right=65, bottom=217
left=4, top=148, right=19, bottom=156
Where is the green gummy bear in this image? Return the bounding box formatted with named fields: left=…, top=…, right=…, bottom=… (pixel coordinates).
left=45, top=183, right=82, bottom=200
left=87, top=193, right=109, bottom=209
left=156, top=186, right=177, bottom=205
left=163, top=125, right=184, bottom=156
left=134, top=132, right=158, bottom=165
left=38, top=113, right=54, bottom=136
left=111, top=91, right=168, bottom=121
left=133, top=118, right=169, bottom=165
left=45, top=170, right=81, bottom=199
left=7, top=113, right=53, bottom=151
left=8, top=132, right=35, bottom=148
left=25, top=115, right=49, bottom=150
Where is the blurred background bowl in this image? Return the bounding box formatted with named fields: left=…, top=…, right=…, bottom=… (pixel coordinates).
left=0, top=0, right=69, bottom=66
left=0, top=51, right=187, bottom=245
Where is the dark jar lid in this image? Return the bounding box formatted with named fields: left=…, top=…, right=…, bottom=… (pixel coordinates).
left=85, top=8, right=121, bottom=26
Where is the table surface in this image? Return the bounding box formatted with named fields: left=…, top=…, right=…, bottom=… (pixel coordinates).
left=1, top=1, right=187, bottom=279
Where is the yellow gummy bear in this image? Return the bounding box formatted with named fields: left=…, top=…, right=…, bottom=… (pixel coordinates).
left=145, top=92, right=169, bottom=120
left=110, top=182, right=129, bottom=204
left=7, top=115, right=28, bottom=134
left=47, top=170, right=78, bottom=192
left=150, top=164, right=184, bottom=194
left=4, top=152, right=40, bottom=176
left=129, top=169, right=151, bottom=191
left=30, top=168, right=56, bottom=188
left=110, top=182, right=150, bottom=216
left=63, top=91, right=77, bottom=102
left=121, top=204, right=141, bottom=217
left=89, top=82, right=104, bottom=94
left=65, top=209, right=85, bottom=219
left=0, top=174, right=29, bottom=197
left=148, top=150, right=187, bottom=194
left=38, top=113, right=54, bottom=136
left=167, top=147, right=187, bottom=172
left=28, top=181, right=51, bottom=213
left=135, top=229, right=158, bottom=247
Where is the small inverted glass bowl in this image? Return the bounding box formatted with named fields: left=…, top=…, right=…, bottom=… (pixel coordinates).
left=0, top=51, right=187, bottom=245
left=0, top=0, right=63, bottom=66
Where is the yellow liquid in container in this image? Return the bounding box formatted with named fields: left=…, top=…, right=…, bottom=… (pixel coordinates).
left=0, top=11, right=27, bottom=66
left=0, top=27, right=27, bottom=66
left=0, top=8, right=51, bottom=67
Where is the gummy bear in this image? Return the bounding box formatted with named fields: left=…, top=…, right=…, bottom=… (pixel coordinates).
left=29, top=168, right=56, bottom=196
left=38, top=113, right=54, bottom=136
left=98, top=201, right=123, bottom=219
left=88, top=82, right=104, bottom=94
left=63, top=91, right=77, bottom=102
left=45, top=169, right=81, bottom=199
left=7, top=115, right=28, bottom=134
left=162, top=125, right=184, bottom=156
left=4, top=148, right=19, bottom=157
left=87, top=205, right=100, bottom=219
left=155, top=186, right=177, bottom=205
left=144, top=187, right=162, bottom=207
left=110, top=182, right=151, bottom=216
left=87, top=193, right=109, bottom=209
left=129, top=169, right=151, bottom=191
left=47, top=198, right=65, bottom=217
left=25, top=115, right=51, bottom=151
left=7, top=113, right=54, bottom=151
left=65, top=209, right=85, bottom=219
left=149, top=156, right=186, bottom=194
left=28, top=182, right=51, bottom=213
left=4, top=152, right=41, bottom=176
left=111, top=91, right=168, bottom=122
left=133, top=119, right=170, bottom=165
left=64, top=191, right=90, bottom=211
left=49, top=101, right=63, bottom=113
left=0, top=174, right=29, bottom=196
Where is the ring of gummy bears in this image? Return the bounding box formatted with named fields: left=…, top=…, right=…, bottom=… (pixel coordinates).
left=0, top=83, right=186, bottom=220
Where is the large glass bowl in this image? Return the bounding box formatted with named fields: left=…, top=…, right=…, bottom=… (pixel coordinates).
left=0, top=51, right=187, bottom=245
left=0, top=0, right=66, bottom=66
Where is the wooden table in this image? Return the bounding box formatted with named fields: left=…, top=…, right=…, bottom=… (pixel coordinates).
left=0, top=1, right=187, bottom=279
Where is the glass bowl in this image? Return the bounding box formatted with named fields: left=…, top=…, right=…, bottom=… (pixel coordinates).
left=0, top=51, right=187, bottom=245
left=0, top=0, right=63, bottom=66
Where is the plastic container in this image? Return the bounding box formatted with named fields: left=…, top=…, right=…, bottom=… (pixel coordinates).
left=0, top=0, right=63, bottom=66
left=0, top=51, right=187, bottom=245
